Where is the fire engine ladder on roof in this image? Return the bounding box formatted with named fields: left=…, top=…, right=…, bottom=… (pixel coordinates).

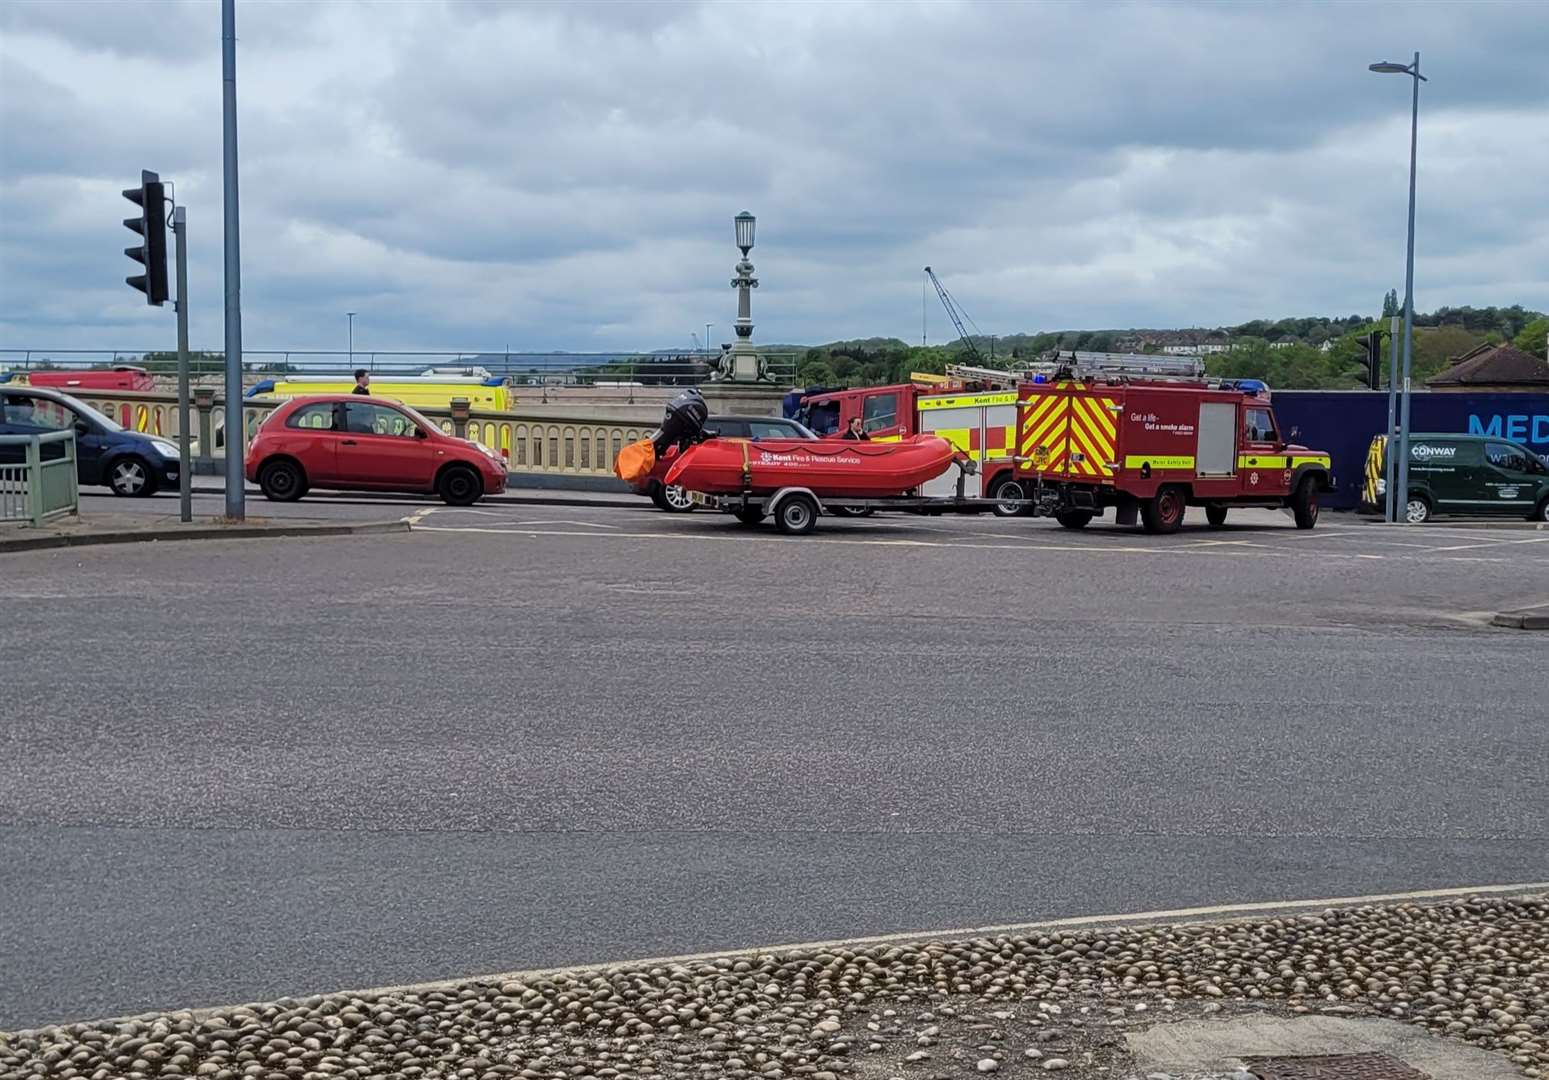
left=1029, top=351, right=1209, bottom=384
left=943, top=363, right=1030, bottom=389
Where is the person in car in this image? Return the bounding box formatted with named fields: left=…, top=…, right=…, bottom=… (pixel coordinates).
left=841, top=417, right=870, bottom=441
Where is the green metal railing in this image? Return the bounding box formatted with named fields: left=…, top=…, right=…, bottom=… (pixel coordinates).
left=0, top=430, right=80, bottom=526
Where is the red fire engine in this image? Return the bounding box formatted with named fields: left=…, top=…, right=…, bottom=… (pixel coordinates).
left=798, top=354, right=1334, bottom=532
left=1012, top=354, right=1334, bottom=532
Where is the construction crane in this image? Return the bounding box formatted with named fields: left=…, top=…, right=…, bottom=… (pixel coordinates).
left=923, top=267, right=986, bottom=365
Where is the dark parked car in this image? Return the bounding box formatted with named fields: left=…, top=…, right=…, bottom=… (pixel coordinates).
left=631, top=414, right=817, bottom=512
left=0, top=385, right=181, bottom=496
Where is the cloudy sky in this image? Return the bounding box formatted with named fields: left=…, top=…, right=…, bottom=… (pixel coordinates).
left=2, top=0, right=1546, bottom=356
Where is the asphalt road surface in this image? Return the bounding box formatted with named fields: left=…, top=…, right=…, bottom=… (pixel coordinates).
left=3, top=503, right=1547, bottom=1029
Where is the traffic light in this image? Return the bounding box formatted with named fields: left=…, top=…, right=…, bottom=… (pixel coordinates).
left=122, top=169, right=168, bottom=305
left=1355, top=331, right=1382, bottom=389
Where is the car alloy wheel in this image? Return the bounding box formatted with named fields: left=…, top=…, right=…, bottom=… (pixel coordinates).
left=662, top=484, right=696, bottom=511
left=110, top=459, right=148, bottom=496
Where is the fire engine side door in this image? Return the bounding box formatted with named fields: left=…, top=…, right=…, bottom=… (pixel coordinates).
left=1238, top=403, right=1291, bottom=497
left=917, top=400, right=980, bottom=497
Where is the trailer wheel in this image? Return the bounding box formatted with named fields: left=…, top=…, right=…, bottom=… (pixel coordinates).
left=1140, top=485, right=1186, bottom=534
left=990, top=476, right=1030, bottom=517
left=774, top=493, right=819, bottom=536
left=1290, top=477, right=1320, bottom=530
left=1205, top=505, right=1228, bottom=528
left=734, top=507, right=764, bottom=526
left=1055, top=510, right=1093, bottom=530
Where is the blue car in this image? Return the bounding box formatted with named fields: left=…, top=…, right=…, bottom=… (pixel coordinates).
left=0, top=385, right=181, bottom=496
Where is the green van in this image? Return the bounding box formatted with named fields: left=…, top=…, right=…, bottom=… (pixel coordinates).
left=1367, top=433, right=1549, bottom=523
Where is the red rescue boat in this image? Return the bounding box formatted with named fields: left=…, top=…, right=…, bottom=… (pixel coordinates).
left=663, top=435, right=958, bottom=498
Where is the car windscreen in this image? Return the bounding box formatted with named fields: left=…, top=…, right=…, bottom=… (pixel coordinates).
left=805, top=402, right=840, bottom=435
left=64, top=397, right=125, bottom=432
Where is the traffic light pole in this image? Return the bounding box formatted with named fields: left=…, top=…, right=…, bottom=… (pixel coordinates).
left=173, top=205, right=192, bottom=524
left=221, top=0, right=245, bottom=521
left=1384, top=315, right=1399, bottom=522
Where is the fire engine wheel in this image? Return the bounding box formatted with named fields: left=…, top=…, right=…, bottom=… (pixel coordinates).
left=1205, top=505, right=1229, bottom=528
left=991, top=476, right=1030, bottom=517
left=1055, top=510, right=1093, bottom=530
left=774, top=493, right=819, bottom=536
left=1291, top=477, right=1320, bottom=530
left=1141, top=486, right=1186, bottom=534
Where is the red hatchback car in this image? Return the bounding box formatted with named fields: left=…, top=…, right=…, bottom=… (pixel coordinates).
left=246, top=395, right=507, bottom=505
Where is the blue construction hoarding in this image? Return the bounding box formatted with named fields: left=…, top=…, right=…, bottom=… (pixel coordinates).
left=1272, top=390, right=1549, bottom=510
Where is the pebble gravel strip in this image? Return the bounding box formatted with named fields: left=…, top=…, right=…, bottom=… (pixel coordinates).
left=2, top=895, right=1545, bottom=1080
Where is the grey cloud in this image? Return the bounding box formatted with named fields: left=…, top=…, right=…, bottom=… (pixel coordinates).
left=2, top=0, right=1546, bottom=353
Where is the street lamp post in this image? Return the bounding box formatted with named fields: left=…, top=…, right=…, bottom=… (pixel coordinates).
left=720, top=210, right=764, bottom=382
left=705, top=323, right=713, bottom=359
left=1369, top=52, right=1425, bottom=523
left=347, top=312, right=356, bottom=371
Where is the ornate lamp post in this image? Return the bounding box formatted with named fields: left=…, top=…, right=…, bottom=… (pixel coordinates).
left=720, top=210, right=766, bottom=382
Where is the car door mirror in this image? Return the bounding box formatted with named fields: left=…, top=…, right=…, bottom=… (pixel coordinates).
left=74, top=420, right=92, bottom=436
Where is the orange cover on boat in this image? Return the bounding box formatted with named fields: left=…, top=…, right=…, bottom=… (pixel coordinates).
left=662, top=435, right=956, bottom=498
left=614, top=439, right=656, bottom=485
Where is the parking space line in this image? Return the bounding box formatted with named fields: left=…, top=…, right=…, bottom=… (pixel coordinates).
left=1428, top=536, right=1549, bottom=552
left=415, top=523, right=1521, bottom=565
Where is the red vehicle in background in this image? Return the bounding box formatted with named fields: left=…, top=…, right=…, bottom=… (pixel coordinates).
left=246, top=395, right=507, bottom=505
left=798, top=374, right=1026, bottom=514
left=18, top=366, right=157, bottom=392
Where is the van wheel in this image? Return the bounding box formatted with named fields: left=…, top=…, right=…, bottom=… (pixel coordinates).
left=1533, top=496, right=1549, bottom=523
left=774, top=493, right=819, bottom=536
left=1055, top=510, right=1093, bottom=529
left=1404, top=493, right=1433, bottom=524
left=108, top=457, right=156, bottom=497
left=1205, top=506, right=1228, bottom=528
left=437, top=464, right=482, bottom=506
left=258, top=459, right=305, bottom=502
left=991, top=476, right=1030, bottom=517
left=1291, top=478, right=1320, bottom=530
left=1140, top=485, right=1186, bottom=534
left=651, top=483, right=696, bottom=513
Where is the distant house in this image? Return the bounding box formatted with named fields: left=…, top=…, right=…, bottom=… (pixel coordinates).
left=1160, top=343, right=1230, bottom=356
left=1425, top=342, right=1549, bottom=392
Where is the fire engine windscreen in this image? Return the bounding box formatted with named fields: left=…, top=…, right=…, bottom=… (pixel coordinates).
left=653, top=389, right=710, bottom=454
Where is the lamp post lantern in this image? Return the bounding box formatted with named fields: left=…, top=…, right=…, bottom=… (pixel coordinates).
left=1369, top=52, right=1425, bottom=523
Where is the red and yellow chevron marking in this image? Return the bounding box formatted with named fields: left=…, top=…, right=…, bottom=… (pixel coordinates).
left=1065, top=393, right=1117, bottom=478
left=1019, top=393, right=1069, bottom=473
left=1018, top=387, right=1118, bottom=479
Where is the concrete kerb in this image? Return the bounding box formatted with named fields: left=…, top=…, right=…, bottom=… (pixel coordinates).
left=1492, top=610, right=1549, bottom=630
left=57, top=880, right=1549, bottom=1032
left=0, top=519, right=408, bottom=554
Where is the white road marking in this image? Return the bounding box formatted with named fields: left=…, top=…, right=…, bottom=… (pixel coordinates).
left=414, top=523, right=1514, bottom=564
left=1428, top=536, right=1549, bottom=552
left=163, top=880, right=1549, bottom=1022
left=402, top=507, right=439, bottom=527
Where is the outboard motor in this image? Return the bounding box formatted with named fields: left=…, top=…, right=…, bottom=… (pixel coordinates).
left=652, top=389, right=710, bottom=455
